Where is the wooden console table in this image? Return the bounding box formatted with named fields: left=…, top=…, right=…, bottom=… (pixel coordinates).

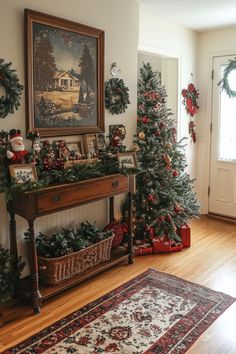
left=7, top=174, right=134, bottom=314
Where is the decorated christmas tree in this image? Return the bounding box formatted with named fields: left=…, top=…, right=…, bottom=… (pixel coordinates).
left=133, top=63, right=200, bottom=242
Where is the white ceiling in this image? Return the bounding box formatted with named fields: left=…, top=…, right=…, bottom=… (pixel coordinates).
left=140, top=0, right=236, bottom=32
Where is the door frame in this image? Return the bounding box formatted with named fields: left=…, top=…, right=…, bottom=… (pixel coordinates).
left=138, top=43, right=181, bottom=140
left=197, top=50, right=236, bottom=215
left=209, top=54, right=236, bottom=217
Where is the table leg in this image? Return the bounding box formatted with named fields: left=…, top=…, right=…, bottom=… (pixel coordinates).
left=127, top=192, right=133, bottom=264
left=9, top=211, right=18, bottom=297
left=9, top=211, right=18, bottom=262
left=28, top=220, right=42, bottom=314
left=109, top=196, right=115, bottom=222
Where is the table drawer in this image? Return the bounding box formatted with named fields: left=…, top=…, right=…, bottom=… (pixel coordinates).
left=36, top=175, right=129, bottom=214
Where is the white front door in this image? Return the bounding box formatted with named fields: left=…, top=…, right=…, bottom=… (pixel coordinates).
left=209, top=55, right=236, bottom=218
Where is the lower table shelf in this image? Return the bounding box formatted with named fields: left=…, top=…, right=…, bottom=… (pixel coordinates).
left=17, top=247, right=130, bottom=302
left=9, top=174, right=134, bottom=313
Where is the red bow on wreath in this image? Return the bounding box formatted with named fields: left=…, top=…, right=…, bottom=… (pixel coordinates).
left=182, top=83, right=199, bottom=143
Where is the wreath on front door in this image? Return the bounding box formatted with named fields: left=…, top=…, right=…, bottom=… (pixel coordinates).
left=0, top=59, right=24, bottom=118
left=105, top=78, right=130, bottom=115
left=218, top=58, right=236, bottom=98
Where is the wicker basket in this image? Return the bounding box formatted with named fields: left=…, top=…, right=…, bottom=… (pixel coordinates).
left=38, top=234, right=114, bottom=286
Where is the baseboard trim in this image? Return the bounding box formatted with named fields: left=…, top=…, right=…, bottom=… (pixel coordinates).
left=207, top=213, right=236, bottom=224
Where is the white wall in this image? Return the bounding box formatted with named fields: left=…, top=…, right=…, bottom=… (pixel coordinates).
left=0, top=0, right=139, bottom=274
left=139, top=6, right=199, bottom=178
left=197, top=26, right=236, bottom=213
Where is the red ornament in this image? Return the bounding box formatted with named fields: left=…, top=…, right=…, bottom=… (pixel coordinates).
left=159, top=215, right=165, bottom=222
left=155, top=130, right=160, bottom=136
left=142, top=117, right=149, bottom=124
left=173, top=170, right=179, bottom=177
left=159, top=122, right=165, bottom=130
left=188, top=83, right=195, bottom=92
left=182, top=89, right=187, bottom=97
left=148, top=194, right=155, bottom=202
left=174, top=204, right=182, bottom=213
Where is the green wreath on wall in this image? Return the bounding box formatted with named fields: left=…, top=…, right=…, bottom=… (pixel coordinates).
left=218, top=57, right=236, bottom=98
left=0, top=58, right=24, bottom=118
left=105, top=78, right=130, bottom=115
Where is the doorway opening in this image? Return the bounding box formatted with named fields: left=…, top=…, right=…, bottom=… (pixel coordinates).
left=138, top=51, right=179, bottom=128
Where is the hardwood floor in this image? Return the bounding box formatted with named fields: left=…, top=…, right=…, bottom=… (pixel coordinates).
left=0, top=215, right=235, bottom=353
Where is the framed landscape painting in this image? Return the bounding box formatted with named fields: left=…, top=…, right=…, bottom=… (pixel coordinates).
left=25, top=9, right=105, bottom=137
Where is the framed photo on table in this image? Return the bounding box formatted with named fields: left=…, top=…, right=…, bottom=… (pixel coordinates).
left=83, top=134, right=98, bottom=158
left=117, top=152, right=137, bottom=169
left=9, top=164, right=38, bottom=184
left=25, top=9, right=105, bottom=137
left=67, top=141, right=84, bottom=157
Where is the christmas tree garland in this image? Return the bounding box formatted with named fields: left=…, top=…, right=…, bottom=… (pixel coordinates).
left=0, top=59, right=24, bottom=118
left=105, top=78, right=130, bottom=114
left=218, top=57, right=236, bottom=98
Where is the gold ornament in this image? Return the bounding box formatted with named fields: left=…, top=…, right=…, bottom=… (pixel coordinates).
left=133, top=143, right=140, bottom=152
left=165, top=142, right=172, bottom=149
left=165, top=155, right=172, bottom=164
left=139, top=131, right=145, bottom=139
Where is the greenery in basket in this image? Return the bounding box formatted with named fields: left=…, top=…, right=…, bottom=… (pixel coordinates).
left=25, top=221, right=114, bottom=258
left=0, top=246, right=25, bottom=303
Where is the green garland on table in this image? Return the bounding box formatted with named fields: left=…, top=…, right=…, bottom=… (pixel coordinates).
left=218, top=57, right=236, bottom=98
left=105, top=78, right=130, bottom=114
left=4, top=157, right=119, bottom=201
left=2, top=154, right=139, bottom=201
left=0, top=59, right=24, bottom=118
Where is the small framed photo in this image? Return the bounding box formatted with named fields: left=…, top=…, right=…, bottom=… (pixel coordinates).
left=9, top=164, right=38, bottom=184
left=67, top=141, right=84, bottom=157
left=83, top=134, right=98, bottom=158
left=117, top=152, right=137, bottom=168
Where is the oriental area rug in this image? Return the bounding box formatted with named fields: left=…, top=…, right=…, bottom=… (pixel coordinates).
left=3, top=269, right=235, bottom=354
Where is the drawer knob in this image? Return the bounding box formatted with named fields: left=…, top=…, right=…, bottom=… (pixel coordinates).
left=51, top=193, right=62, bottom=203
left=112, top=181, right=119, bottom=188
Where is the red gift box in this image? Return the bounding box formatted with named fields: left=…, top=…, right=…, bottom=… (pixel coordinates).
left=152, top=238, right=183, bottom=253
left=133, top=241, right=153, bottom=256
left=177, top=224, right=191, bottom=248
left=134, top=246, right=153, bottom=256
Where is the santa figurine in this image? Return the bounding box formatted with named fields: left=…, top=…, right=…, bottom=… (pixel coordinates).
left=7, top=129, right=28, bottom=164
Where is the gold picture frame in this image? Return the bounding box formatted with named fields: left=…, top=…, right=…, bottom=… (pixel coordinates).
left=83, top=134, right=98, bottom=158
left=9, top=163, right=38, bottom=184
left=25, top=9, right=105, bottom=137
